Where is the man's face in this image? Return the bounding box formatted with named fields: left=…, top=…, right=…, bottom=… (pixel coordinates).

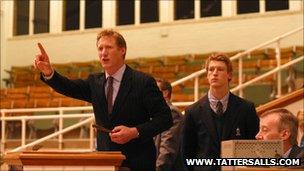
left=255, top=114, right=284, bottom=140
left=207, top=60, right=231, bottom=88
left=97, top=36, right=125, bottom=74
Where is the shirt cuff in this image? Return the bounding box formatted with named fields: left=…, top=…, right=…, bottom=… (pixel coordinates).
left=42, top=71, right=54, bottom=80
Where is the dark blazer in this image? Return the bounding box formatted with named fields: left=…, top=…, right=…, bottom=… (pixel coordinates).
left=289, top=145, right=304, bottom=167
left=289, top=145, right=304, bottom=158
left=182, top=92, right=259, bottom=171
left=42, top=65, right=173, bottom=171
left=154, top=101, right=184, bottom=171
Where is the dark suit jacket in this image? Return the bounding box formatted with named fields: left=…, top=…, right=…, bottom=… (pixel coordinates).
left=289, top=145, right=304, bottom=168
left=154, top=101, right=184, bottom=171
left=182, top=92, right=259, bottom=171
left=42, top=65, right=173, bottom=171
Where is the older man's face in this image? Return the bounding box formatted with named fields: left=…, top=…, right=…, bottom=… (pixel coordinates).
left=255, top=114, right=284, bottom=140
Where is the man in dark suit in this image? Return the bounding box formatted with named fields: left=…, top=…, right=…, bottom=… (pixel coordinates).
left=34, top=29, right=173, bottom=171
left=155, top=79, right=184, bottom=171
left=182, top=53, right=259, bottom=171
left=256, top=108, right=304, bottom=167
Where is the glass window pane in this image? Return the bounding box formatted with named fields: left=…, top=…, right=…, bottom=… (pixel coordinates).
left=34, top=0, right=50, bottom=34
left=266, top=0, right=289, bottom=11
left=117, top=0, right=135, bottom=25
left=140, top=0, right=159, bottom=23
left=14, top=0, right=29, bottom=35
left=237, top=0, right=259, bottom=14
left=63, top=0, right=80, bottom=31
left=85, top=0, right=102, bottom=29
left=201, top=0, right=221, bottom=17
left=175, top=0, right=194, bottom=20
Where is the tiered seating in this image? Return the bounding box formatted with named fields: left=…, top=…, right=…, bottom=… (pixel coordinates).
left=0, top=86, right=91, bottom=109
left=0, top=46, right=302, bottom=141
left=1, top=46, right=303, bottom=109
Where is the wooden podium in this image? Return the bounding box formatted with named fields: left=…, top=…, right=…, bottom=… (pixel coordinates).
left=3, top=151, right=126, bottom=171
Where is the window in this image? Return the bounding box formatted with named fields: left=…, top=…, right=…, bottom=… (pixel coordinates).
left=14, top=0, right=29, bottom=35
left=175, top=0, right=194, bottom=20
left=117, top=0, right=135, bottom=25
left=140, top=0, right=159, bottom=23
left=237, top=0, right=259, bottom=14
left=266, top=0, right=289, bottom=11
left=34, top=0, right=50, bottom=34
left=201, top=0, right=221, bottom=17
left=85, top=0, right=102, bottom=28
left=63, top=0, right=80, bottom=31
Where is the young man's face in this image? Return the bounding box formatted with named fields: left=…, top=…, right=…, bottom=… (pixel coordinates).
left=207, top=60, right=232, bottom=89
left=97, top=36, right=125, bottom=74
left=255, top=114, right=284, bottom=140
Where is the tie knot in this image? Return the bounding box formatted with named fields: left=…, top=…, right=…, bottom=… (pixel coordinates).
left=216, top=101, right=223, bottom=115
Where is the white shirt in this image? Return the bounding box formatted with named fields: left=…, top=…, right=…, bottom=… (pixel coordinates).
left=208, top=90, right=230, bottom=114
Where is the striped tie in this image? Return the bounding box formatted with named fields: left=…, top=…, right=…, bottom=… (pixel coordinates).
left=107, top=76, right=113, bottom=114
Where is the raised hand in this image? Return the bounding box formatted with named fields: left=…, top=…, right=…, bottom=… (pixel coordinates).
left=34, top=43, right=53, bottom=77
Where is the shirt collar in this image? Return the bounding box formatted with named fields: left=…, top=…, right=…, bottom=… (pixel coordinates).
left=208, top=90, right=230, bottom=104
left=208, top=90, right=230, bottom=113
left=282, top=147, right=292, bottom=158
left=105, top=64, right=126, bottom=82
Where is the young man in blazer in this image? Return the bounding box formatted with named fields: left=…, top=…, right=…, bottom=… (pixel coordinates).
left=182, top=53, right=259, bottom=171
left=34, top=29, right=173, bottom=171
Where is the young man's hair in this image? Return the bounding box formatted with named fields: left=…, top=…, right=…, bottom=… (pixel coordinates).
left=260, top=108, right=299, bottom=145
left=205, top=53, right=233, bottom=81
left=96, top=29, right=127, bottom=58
left=156, top=78, right=172, bottom=99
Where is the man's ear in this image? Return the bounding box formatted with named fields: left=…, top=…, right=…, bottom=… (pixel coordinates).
left=228, top=72, right=232, bottom=82
left=119, top=47, right=126, bottom=58
left=281, top=129, right=291, bottom=141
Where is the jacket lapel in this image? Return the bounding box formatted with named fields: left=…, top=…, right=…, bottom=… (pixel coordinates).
left=96, top=73, right=109, bottom=120
left=199, top=96, right=219, bottom=146
left=288, top=145, right=302, bottom=158
left=222, top=93, right=240, bottom=139
left=110, top=66, right=132, bottom=119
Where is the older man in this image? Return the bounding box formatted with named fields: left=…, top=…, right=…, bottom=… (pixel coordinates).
left=256, top=108, right=304, bottom=162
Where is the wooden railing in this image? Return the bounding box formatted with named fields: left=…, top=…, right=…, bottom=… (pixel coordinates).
left=256, top=88, right=304, bottom=115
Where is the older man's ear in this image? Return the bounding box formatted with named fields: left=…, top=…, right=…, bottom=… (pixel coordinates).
left=281, top=129, right=291, bottom=141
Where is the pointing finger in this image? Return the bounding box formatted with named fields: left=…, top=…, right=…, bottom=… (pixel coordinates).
left=37, top=43, right=48, bottom=56
left=37, top=43, right=50, bottom=62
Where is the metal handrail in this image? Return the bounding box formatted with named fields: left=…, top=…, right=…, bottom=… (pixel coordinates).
left=171, top=27, right=303, bottom=100
left=1, top=106, right=94, bottom=154
left=230, top=56, right=304, bottom=93
left=10, top=116, right=94, bottom=152
left=171, top=55, right=304, bottom=107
